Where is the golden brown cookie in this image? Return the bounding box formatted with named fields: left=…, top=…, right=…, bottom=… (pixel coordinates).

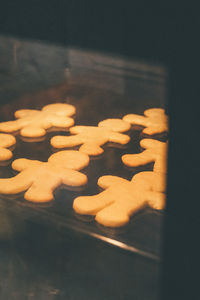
left=73, top=172, right=166, bottom=227
left=0, top=150, right=89, bottom=202
left=123, top=108, right=168, bottom=135
left=0, top=133, right=16, bottom=161
left=122, top=138, right=167, bottom=174
left=0, top=103, right=76, bottom=138
left=51, top=118, right=131, bottom=156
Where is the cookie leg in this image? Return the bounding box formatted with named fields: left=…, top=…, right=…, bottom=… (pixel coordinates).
left=146, top=191, right=166, bottom=210
left=20, top=126, right=46, bottom=137
left=95, top=203, right=130, bottom=227
left=24, top=179, right=60, bottom=202
left=79, top=143, right=104, bottom=155
left=0, top=173, right=33, bottom=194
left=73, top=191, right=114, bottom=215
left=61, top=170, right=88, bottom=187
left=0, top=147, right=13, bottom=161
left=132, top=171, right=166, bottom=193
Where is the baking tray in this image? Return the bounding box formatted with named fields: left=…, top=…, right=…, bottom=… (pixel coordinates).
left=0, top=38, right=167, bottom=262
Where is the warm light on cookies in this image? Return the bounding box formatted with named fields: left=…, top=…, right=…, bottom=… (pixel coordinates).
left=122, top=138, right=167, bottom=173
left=0, top=103, right=76, bottom=138
left=0, top=150, right=89, bottom=202
left=123, top=108, right=168, bottom=135
left=73, top=172, right=166, bottom=227
left=51, top=118, right=131, bottom=156
left=0, top=133, right=16, bottom=161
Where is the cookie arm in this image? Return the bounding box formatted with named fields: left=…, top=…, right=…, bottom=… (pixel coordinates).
left=50, top=115, right=74, bottom=128
left=14, top=109, right=39, bottom=119
left=142, top=124, right=168, bottom=135
left=51, top=135, right=81, bottom=149
left=70, top=126, right=88, bottom=134
left=79, top=143, right=104, bottom=155
left=140, top=138, right=165, bottom=150
left=108, top=132, right=130, bottom=145
left=12, top=159, right=43, bottom=171
left=123, top=114, right=147, bottom=126
left=0, top=171, right=33, bottom=194
left=122, top=150, right=155, bottom=167
left=0, top=120, right=22, bottom=133
left=97, top=175, right=129, bottom=189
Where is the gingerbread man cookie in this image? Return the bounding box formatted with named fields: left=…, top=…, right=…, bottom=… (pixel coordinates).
left=0, top=103, right=76, bottom=138
left=0, top=150, right=89, bottom=202
left=51, top=118, right=131, bottom=156
left=73, top=171, right=166, bottom=227
left=122, top=139, right=167, bottom=174
left=0, top=133, right=16, bottom=161
left=123, top=108, right=168, bottom=135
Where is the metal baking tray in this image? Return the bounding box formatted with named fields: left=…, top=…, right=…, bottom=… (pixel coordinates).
left=0, top=37, right=167, bottom=262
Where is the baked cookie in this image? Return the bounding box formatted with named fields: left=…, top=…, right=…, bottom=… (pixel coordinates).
left=0, top=133, right=16, bottom=161
left=51, top=118, right=131, bottom=156
left=73, top=172, right=166, bottom=227
left=122, top=139, right=167, bottom=174
left=123, top=108, right=168, bottom=135
left=0, top=103, right=76, bottom=138
left=0, top=150, right=89, bottom=202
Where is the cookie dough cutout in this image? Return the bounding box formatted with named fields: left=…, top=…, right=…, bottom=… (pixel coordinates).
left=122, top=138, right=167, bottom=173
left=0, top=103, right=76, bottom=138
left=123, top=108, right=168, bottom=135
left=51, top=118, right=131, bottom=156
left=0, top=133, right=16, bottom=161
left=73, top=172, right=166, bottom=227
left=0, top=150, right=89, bottom=203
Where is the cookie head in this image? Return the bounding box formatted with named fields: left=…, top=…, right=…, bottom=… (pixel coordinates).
left=144, top=108, right=166, bottom=118
left=98, top=119, right=131, bottom=132
left=42, top=103, right=76, bottom=117
left=48, top=150, right=89, bottom=170
left=0, top=133, right=16, bottom=148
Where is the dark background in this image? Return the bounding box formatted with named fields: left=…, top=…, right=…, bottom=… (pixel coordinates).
left=0, top=1, right=182, bottom=63
left=0, top=2, right=200, bottom=299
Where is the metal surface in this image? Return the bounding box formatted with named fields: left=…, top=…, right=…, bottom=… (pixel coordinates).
left=0, top=213, right=161, bottom=300
left=0, top=36, right=167, bottom=261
